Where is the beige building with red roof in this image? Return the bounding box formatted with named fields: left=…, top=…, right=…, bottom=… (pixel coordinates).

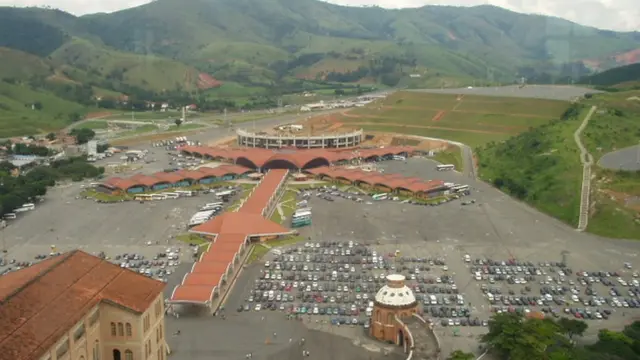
left=0, top=251, right=168, bottom=360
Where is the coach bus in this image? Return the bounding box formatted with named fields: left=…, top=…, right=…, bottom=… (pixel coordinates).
left=292, top=211, right=312, bottom=221
left=451, top=185, right=470, bottom=193
left=372, top=193, right=388, bottom=201
left=292, top=217, right=312, bottom=228
left=437, top=164, right=455, bottom=171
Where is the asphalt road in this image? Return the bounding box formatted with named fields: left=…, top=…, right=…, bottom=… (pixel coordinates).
left=408, top=85, right=599, bottom=101
left=598, top=144, right=640, bottom=171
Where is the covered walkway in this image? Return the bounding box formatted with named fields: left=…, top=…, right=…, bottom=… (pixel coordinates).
left=169, top=169, right=292, bottom=307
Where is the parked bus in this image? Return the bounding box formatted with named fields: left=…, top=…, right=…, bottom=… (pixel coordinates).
left=294, top=207, right=312, bottom=214
left=392, top=155, right=406, bottom=161
left=436, top=164, right=455, bottom=171
left=291, top=217, right=312, bottom=228
left=151, top=194, right=167, bottom=200
left=21, top=203, right=35, bottom=210
left=3, top=213, right=16, bottom=219
left=161, top=192, right=180, bottom=199
left=292, top=211, right=312, bottom=220
left=451, top=185, right=470, bottom=193
left=216, top=190, right=234, bottom=197
left=372, top=193, right=388, bottom=201
left=175, top=190, right=194, bottom=197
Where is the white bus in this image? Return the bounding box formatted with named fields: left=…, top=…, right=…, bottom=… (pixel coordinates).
left=372, top=193, right=388, bottom=201
left=21, top=203, right=35, bottom=210
left=4, top=213, right=16, bottom=219
left=294, top=207, right=312, bottom=214
left=437, top=164, right=455, bottom=171
left=175, top=190, right=194, bottom=197
left=201, top=202, right=223, bottom=210
left=451, top=185, right=470, bottom=193
left=161, top=192, right=180, bottom=199
left=151, top=194, right=167, bottom=200
left=292, top=211, right=312, bottom=220
left=392, top=155, right=406, bottom=161
left=216, top=190, right=234, bottom=197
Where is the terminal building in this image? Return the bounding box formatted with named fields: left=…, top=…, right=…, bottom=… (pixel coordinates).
left=236, top=129, right=363, bottom=149
left=0, top=250, right=168, bottom=360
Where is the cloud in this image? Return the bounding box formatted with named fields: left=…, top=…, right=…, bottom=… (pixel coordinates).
left=0, top=0, right=638, bottom=31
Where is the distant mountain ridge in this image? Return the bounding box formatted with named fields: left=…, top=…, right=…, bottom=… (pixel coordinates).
left=1, top=0, right=640, bottom=93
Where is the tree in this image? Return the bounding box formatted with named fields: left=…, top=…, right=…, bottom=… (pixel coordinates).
left=69, top=128, right=96, bottom=144
left=558, top=318, right=588, bottom=340
left=447, top=350, right=474, bottom=360
left=46, top=132, right=56, bottom=141
left=482, top=313, right=569, bottom=360
left=174, top=119, right=183, bottom=127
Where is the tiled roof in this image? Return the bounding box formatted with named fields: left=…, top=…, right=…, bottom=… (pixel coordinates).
left=101, top=164, right=251, bottom=190
left=171, top=285, right=215, bottom=303
left=190, top=212, right=291, bottom=236
left=0, top=250, right=165, bottom=360
left=179, top=145, right=414, bottom=169
left=240, top=169, right=287, bottom=215
left=306, top=166, right=445, bottom=193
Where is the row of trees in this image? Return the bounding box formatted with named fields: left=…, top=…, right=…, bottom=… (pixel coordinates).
left=464, top=312, right=640, bottom=360
left=0, top=157, right=104, bottom=216
left=1, top=141, right=53, bottom=157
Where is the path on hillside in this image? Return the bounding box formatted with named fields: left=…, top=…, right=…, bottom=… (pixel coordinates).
left=339, top=121, right=511, bottom=135
left=574, top=105, right=597, bottom=231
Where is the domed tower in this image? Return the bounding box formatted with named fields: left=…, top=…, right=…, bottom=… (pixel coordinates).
left=370, top=274, right=418, bottom=347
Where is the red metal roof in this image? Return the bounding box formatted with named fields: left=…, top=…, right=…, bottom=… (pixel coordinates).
left=101, top=164, right=251, bottom=191
left=191, top=212, right=291, bottom=236
left=240, top=169, right=287, bottom=215
left=0, top=251, right=165, bottom=360
left=182, top=273, right=223, bottom=287
left=170, top=285, right=216, bottom=303
left=191, top=262, right=232, bottom=275
left=179, top=145, right=414, bottom=169
left=199, top=249, right=238, bottom=263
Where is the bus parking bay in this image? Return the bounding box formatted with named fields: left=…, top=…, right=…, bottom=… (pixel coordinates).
left=235, top=241, right=486, bottom=329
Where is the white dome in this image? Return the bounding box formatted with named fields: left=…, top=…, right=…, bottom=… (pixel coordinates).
left=374, top=275, right=417, bottom=307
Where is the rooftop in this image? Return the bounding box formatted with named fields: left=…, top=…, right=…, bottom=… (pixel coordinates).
left=0, top=250, right=165, bottom=360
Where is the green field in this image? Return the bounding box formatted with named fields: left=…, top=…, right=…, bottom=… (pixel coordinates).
left=337, top=91, right=571, bottom=148
left=431, top=148, right=464, bottom=172
left=78, top=120, right=108, bottom=129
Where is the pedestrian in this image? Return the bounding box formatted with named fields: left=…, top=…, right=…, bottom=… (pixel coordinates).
left=289, top=338, right=292, bottom=343
left=273, top=332, right=277, bottom=338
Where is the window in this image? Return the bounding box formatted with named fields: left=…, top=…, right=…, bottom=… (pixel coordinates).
left=110, top=322, right=116, bottom=336
left=126, top=323, right=132, bottom=337
left=144, top=344, right=148, bottom=359
left=155, top=327, right=159, bottom=343
left=93, top=340, right=100, bottom=360
left=74, top=323, right=86, bottom=341
left=159, top=324, right=163, bottom=339
left=89, top=309, right=100, bottom=326
left=56, top=339, right=69, bottom=358
left=124, top=350, right=133, bottom=360
left=117, top=322, right=124, bottom=336
left=147, top=340, right=152, bottom=356
left=155, top=301, right=161, bottom=317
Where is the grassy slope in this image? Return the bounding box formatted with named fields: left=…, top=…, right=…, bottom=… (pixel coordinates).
left=0, top=81, right=87, bottom=137
left=476, top=109, right=586, bottom=227
left=476, top=91, right=640, bottom=239
left=0, top=47, right=53, bottom=80
left=49, top=38, right=199, bottom=91
left=580, top=91, right=640, bottom=239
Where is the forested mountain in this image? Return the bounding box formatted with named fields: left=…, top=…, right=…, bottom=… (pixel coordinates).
left=580, top=63, right=640, bottom=89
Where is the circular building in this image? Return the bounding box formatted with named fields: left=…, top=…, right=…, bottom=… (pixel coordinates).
left=370, top=274, right=418, bottom=348
left=236, top=128, right=363, bottom=149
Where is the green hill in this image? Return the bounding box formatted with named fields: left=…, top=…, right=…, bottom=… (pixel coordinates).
left=0, top=80, right=88, bottom=138
left=579, top=63, right=640, bottom=89
left=1, top=1, right=639, bottom=96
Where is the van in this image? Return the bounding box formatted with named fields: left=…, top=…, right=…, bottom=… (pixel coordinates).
left=464, top=254, right=471, bottom=262
left=430, top=295, right=437, bottom=305
left=365, top=307, right=372, bottom=317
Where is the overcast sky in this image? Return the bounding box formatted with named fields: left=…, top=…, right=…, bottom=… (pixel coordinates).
left=0, top=0, right=638, bottom=32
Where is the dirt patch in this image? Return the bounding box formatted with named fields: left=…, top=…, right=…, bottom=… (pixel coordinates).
left=431, top=111, right=446, bottom=122
left=110, top=129, right=205, bottom=146
left=390, top=137, right=420, bottom=146
left=84, top=112, right=113, bottom=120
left=600, top=189, right=640, bottom=212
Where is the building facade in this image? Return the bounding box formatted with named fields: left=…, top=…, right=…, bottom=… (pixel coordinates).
left=370, top=274, right=418, bottom=349
left=0, top=250, right=168, bottom=360
left=236, top=129, right=363, bottom=149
